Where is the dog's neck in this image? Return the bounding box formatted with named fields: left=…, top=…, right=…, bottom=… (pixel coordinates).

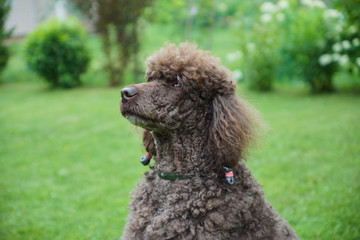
left=152, top=128, right=212, bottom=175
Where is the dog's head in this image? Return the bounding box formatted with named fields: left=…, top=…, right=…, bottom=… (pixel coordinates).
left=120, top=42, right=258, bottom=167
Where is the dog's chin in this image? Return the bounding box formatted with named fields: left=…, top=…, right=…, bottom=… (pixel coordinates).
left=124, top=113, right=172, bottom=133
left=121, top=105, right=168, bottom=131
left=120, top=103, right=147, bottom=127
left=125, top=114, right=146, bottom=126
left=124, top=113, right=159, bottom=130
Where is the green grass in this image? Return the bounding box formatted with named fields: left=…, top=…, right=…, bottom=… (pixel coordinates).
left=1, top=83, right=359, bottom=240
left=0, top=84, right=144, bottom=239
left=241, top=88, right=360, bottom=239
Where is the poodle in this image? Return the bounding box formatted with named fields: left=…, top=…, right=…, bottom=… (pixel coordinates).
left=120, top=42, right=298, bottom=240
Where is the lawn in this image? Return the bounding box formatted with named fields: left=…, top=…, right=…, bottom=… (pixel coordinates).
left=0, top=82, right=359, bottom=240
left=0, top=84, right=143, bottom=239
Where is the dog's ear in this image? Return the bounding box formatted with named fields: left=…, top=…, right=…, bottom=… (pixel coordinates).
left=143, top=130, right=157, bottom=157
left=209, top=94, right=258, bottom=167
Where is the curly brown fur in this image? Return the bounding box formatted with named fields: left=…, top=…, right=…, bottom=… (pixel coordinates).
left=120, top=42, right=298, bottom=240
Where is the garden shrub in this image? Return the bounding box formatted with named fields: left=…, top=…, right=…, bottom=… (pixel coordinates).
left=0, top=37, right=9, bottom=74
left=267, top=0, right=360, bottom=93
left=321, top=3, right=360, bottom=83
left=25, top=18, right=90, bottom=88
left=233, top=0, right=359, bottom=93
left=282, top=2, right=342, bottom=92
left=242, top=24, right=279, bottom=92
left=0, top=0, right=12, bottom=76
left=231, top=2, right=282, bottom=92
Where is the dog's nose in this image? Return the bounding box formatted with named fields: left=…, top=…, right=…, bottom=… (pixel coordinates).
left=121, top=87, right=137, bottom=102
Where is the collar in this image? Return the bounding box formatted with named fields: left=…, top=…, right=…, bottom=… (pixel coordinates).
left=140, top=152, right=234, bottom=184
left=157, top=171, right=191, bottom=181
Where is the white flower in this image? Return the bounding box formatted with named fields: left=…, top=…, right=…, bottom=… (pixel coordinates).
left=189, top=6, right=198, bottom=16
left=323, top=9, right=343, bottom=19
left=348, top=25, right=358, bottom=34
left=338, top=55, right=349, bottom=66
left=226, top=51, right=243, bottom=62
left=312, top=0, right=326, bottom=8
left=276, top=13, right=285, bottom=22
left=218, top=3, right=227, bottom=12
left=356, top=57, right=360, bottom=67
left=352, top=38, right=360, bottom=47
left=332, top=53, right=341, bottom=61
left=300, top=0, right=310, bottom=7
left=300, top=0, right=311, bottom=6
left=260, top=2, right=278, bottom=13
left=334, top=23, right=344, bottom=33
left=277, top=0, right=289, bottom=10
left=332, top=42, right=342, bottom=52
left=261, top=13, right=273, bottom=23
left=232, top=70, right=243, bottom=81
left=319, top=54, right=332, bottom=66
left=341, top=40, right=351, bottom=50
left=247, top=42, right=256, bottom=52
left=301, top=0, right=326, bottom=8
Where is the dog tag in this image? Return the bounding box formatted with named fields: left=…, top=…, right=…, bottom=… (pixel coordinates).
left=140, top=152, right=152, bottom=166
left=223, top=167, right=234, bottom=185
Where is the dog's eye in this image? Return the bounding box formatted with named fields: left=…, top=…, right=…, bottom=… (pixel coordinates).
left=173, top=82, right=182, bottom=88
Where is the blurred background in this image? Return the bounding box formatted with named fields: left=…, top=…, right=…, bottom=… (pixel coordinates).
left=0, top=0, right=359, bottom=239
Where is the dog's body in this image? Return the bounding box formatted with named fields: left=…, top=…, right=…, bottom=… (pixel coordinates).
left=122, top=164, right=296, bottom=240
left=120, top=43, right=298, bottom=239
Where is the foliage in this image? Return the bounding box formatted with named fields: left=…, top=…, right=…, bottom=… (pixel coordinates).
left=236, top=2, right=283, bottom=92
left=331, top=0, right=360, bottom=79
left=280, top=1, right=350, bottom=92
left=1, top=25, right=239, bottom=87
left=3, top=0, right=360, bottom=92
left=0, top=0, right=12, bottom=76
left=334, top=0, right=360, bottom=25
left=268, top=0, right=360, bottom=93
left=230, top=0, right=359, bottom=93
left=143, top=0, right=187, bottom=25
left=143, top=0, right=245, bottom=47
left=143, top=0, right=257, bottom=31
left=71, top=0, right=153, bottom=86
left=25, top=18, right=90, bottom=88
left=225, top=1, right=281, bottom=91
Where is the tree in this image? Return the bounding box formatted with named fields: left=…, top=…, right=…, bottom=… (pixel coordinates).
left=71, top=0, right=153, bottom=86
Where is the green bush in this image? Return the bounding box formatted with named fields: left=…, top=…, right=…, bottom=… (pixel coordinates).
left=277, top=1, right=345, bottom=93
left=242, top=23, right=279, bottom=91
left=0, top=0, right=12, bottom=76
left=25, top=18, right=90, bottom=88
left=327, top=0, right=360, bottom=81
left=233, top=0, right=358, bottom=93
left=0, top=43, right=9, bottom=74
left=232, top=4, right=281, bottom=92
